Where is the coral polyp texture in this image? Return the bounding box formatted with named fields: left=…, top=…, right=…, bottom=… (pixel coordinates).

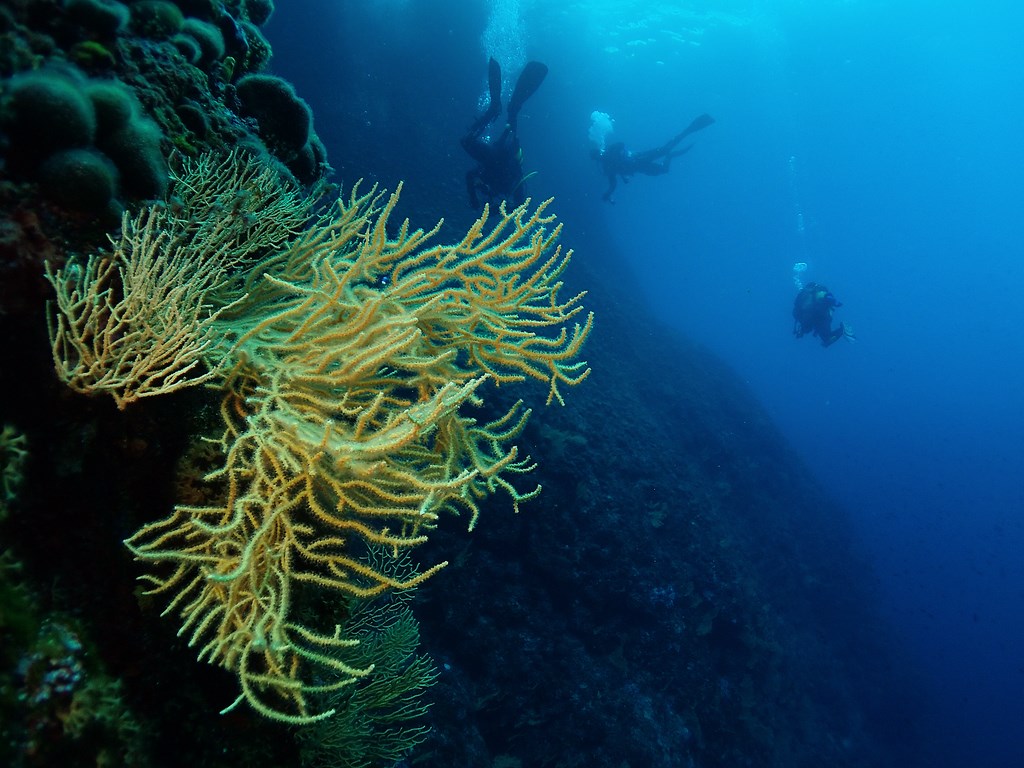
left=44, top=151, right=592, bottom=723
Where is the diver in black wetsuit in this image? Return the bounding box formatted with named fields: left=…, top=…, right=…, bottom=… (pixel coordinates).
left=793, top=282, right=855, bottom=347
left=595, top=113, right=715, bottom=203
left=461, top=57, right=548, bottom=211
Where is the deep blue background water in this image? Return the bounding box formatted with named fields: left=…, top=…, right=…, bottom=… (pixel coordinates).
left=267, top=2, right=1024, bottom=765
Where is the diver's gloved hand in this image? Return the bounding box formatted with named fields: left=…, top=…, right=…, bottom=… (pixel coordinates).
left=840, top=322, right=857, bottom=342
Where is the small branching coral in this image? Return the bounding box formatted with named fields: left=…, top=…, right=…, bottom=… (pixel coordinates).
left=298, top=551, right=439, bottom=767
left=1, top=424, right=29, bottom=520
left=48, top=152, right=593, bottom=724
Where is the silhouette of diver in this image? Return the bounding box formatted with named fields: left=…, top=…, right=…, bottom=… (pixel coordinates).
left=595, top=113, right=715, bottom=203
left=793, top=282, right=855, bottom=347
left=461, top=57, right=548, bottom=211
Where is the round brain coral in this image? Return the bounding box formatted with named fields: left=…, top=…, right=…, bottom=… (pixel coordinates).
left=2, top=70, right=97, bottom=169
left=181, top=18, right=226, bottom=66
left=85, top=79, right=139, bottom=135
left=63, top=0, right=131, bottom=37
left=98, top=116, right=168, bottom=199
left=235, top=74, right=312, bottom=162
left=244, top=0, right=275, bottom=26
left=128, top=0, right=185, bottom=39
left=39, top=147, right=120, bottom=214
left=170, top=32, right=202, bottom=65
left=238, top=20, right=272, bottom=73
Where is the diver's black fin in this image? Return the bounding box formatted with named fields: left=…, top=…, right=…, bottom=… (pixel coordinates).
left=468, top=58, right=503, bottom=133
left=487, top=57, right=502, bottom=117
left=507, top=61, right=548, bottom=126
left=677, top=113, right=715, bottom=141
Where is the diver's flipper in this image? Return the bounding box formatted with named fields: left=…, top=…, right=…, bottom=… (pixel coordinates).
left=486, top=57, right=502, bottom=118
left=468, top=58, right=503, bottom=134
left=676, top=113, right=715, bottom=141
left=507, top=61, right=548, bottom=126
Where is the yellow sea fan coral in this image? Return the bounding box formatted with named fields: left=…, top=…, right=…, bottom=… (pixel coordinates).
left=58, top=152, right=592, bottom=723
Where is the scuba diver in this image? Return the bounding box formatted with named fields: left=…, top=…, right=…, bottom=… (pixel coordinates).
left=792, top=282, right=856, bottom=347
left=461, top=57, right=548, bottom=211
left=594, top=113, right=715, bottom=203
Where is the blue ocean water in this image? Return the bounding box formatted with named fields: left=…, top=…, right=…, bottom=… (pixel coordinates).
left=267, top=2, right=1024, bottom=765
